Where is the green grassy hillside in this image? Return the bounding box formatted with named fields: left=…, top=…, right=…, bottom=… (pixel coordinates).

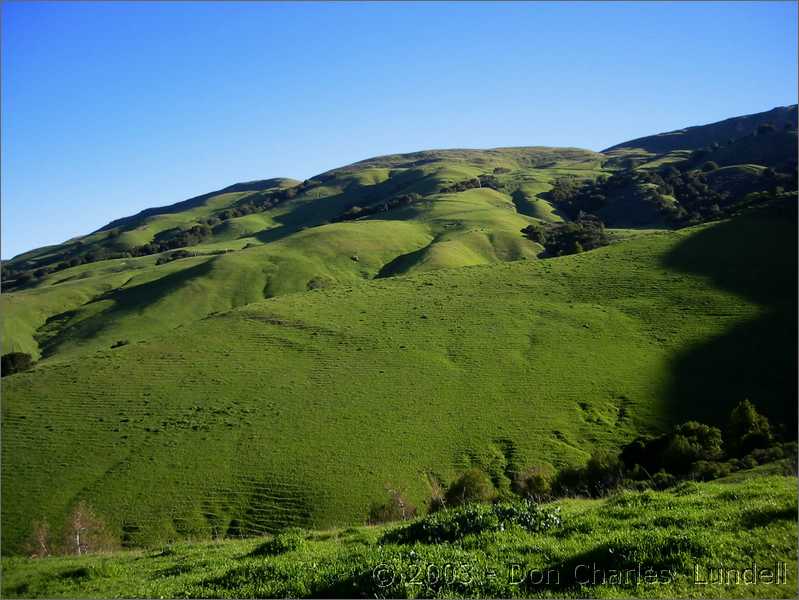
left=2, top=147, right=604, bottom=361
left=2, top=206, right=795, bottom=554
left=3, top=471, right=796, bottom=598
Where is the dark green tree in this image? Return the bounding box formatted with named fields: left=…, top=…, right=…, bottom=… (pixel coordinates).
left=1, top=352, right=34, bottom=377
left=727, top=399, right=772, bottom=456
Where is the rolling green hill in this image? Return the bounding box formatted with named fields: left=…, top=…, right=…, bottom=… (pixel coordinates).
left=1, top=147, right=605, bottom=361
left=2, top=204, right=795, bottom=553
left=1, top=107, right=797, bottom=557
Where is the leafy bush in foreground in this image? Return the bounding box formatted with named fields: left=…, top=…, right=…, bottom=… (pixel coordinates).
left=249, top=528, right=307, bottom=556
left=380, top=501, right=561, bottom=545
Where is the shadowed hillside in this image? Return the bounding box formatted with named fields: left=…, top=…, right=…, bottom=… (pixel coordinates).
left=604, top=104, right=797, bottom=154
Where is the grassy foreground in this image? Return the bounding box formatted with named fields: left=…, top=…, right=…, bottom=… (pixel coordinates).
left=2, top=471, right=796, bottom=598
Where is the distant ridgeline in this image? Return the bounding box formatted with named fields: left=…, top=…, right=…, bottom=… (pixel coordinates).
left=3, top=105, right=796, bottom=290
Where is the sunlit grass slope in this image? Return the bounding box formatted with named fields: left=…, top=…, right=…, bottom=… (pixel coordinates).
left=2, top=472, right=796, bottom=599
left=3, top=207, right=794, bottom=554
left=2, top=148, right=604, bottom=361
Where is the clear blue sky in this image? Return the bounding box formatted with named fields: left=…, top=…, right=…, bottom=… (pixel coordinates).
left=2, top=1, right=796, bottom=259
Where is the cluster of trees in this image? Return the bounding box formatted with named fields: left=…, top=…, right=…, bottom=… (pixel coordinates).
left=333, top=193, right=423, bottom=222
left=544, top=176, right=600, bottom=217
left=217, top=179, right=318, bottom=220
left=521, top=214, right=609, bottom=256
left=129, top=224, right=212, bottom=258
left=368, top=400, right=794, bottom=526
left=2, top=244, right=135, bottom=289
left=545, top=163, right=793, bottom=228
left=520, top=400, right=794, bottom=500
left=26, top=501, right=117, bottom=558
left=1, top=352, right=34, bottom=377
left=154, top=249, right=196, bottom=265
left=439, top=174, right=503, bottom=194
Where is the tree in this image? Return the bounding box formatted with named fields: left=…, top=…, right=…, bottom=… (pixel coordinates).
left=2, top=352, right=33, bottom=377
left=727, top=399, right=772, bottom=456
left=25, top=520, right=52, bottom=558
left=63, top=501, right=117, bottom=555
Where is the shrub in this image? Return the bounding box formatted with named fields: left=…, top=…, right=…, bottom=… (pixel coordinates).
left=444, top=468, right=496, bottom=506
left=25, top=520, right=52, bottom=558
left=380, top=500, right=561, bottom=545
left=2, top=352, right=34, bottom=377
left=651, top=470, right=677, bottom=490
left=551, top=450, right=625, bottom=498
left=427, top=476, right=447, bottom=513
left=521, top=215, right=609, bottom=257
left=621, top=421, right=723, bottom=477
left=583, top=449, right=625, bottom=495
left=250, top=528, right=307, bottom=556
left=690, top=460, right=732, bottom=481
left=368, top=488, right=417, bottom=524
left=512, top=464, right=555, bottom=501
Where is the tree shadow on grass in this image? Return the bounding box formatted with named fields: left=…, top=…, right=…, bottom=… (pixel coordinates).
left=660, top=203, right=797, bottom=432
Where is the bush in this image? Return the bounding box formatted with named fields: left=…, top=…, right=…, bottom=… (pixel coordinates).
left=380, top=501, right=561, bottom=545
left=427, top=477, right=447, bottom=513
left=551, top=451, right=624, bottom=498
left=444, top=468, right=496, bottom=506
left=2, top=352, right=34, bottom=377
left=583, top=449, right=625, bottom=495
left=651, top=470, right=677, bottom=490
left=250, top=528, right=307, bottom=556
left=512, top=464, right=555, bottom=501
left=25, top=520, right=52, bottom=558
left=367, top=488, right=417, bottom=524
left=621, top=421, right=723, bottom=477
left=690, top=460, right=732, bottom=481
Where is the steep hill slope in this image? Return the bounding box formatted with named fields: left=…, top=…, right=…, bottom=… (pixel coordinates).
left=2, top=205, right=795, bottom=553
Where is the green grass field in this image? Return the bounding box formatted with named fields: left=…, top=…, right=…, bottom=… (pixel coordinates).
left=2, top=206, right=795, bottom=555
left=2, top=470, right=795, bottom=598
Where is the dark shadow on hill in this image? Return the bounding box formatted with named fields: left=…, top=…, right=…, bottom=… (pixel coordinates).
left=376, top=244, right=432, bottom=278
left=38, top=259, right=217, bottom=357
left=660, top=202, right=798, bottom=433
